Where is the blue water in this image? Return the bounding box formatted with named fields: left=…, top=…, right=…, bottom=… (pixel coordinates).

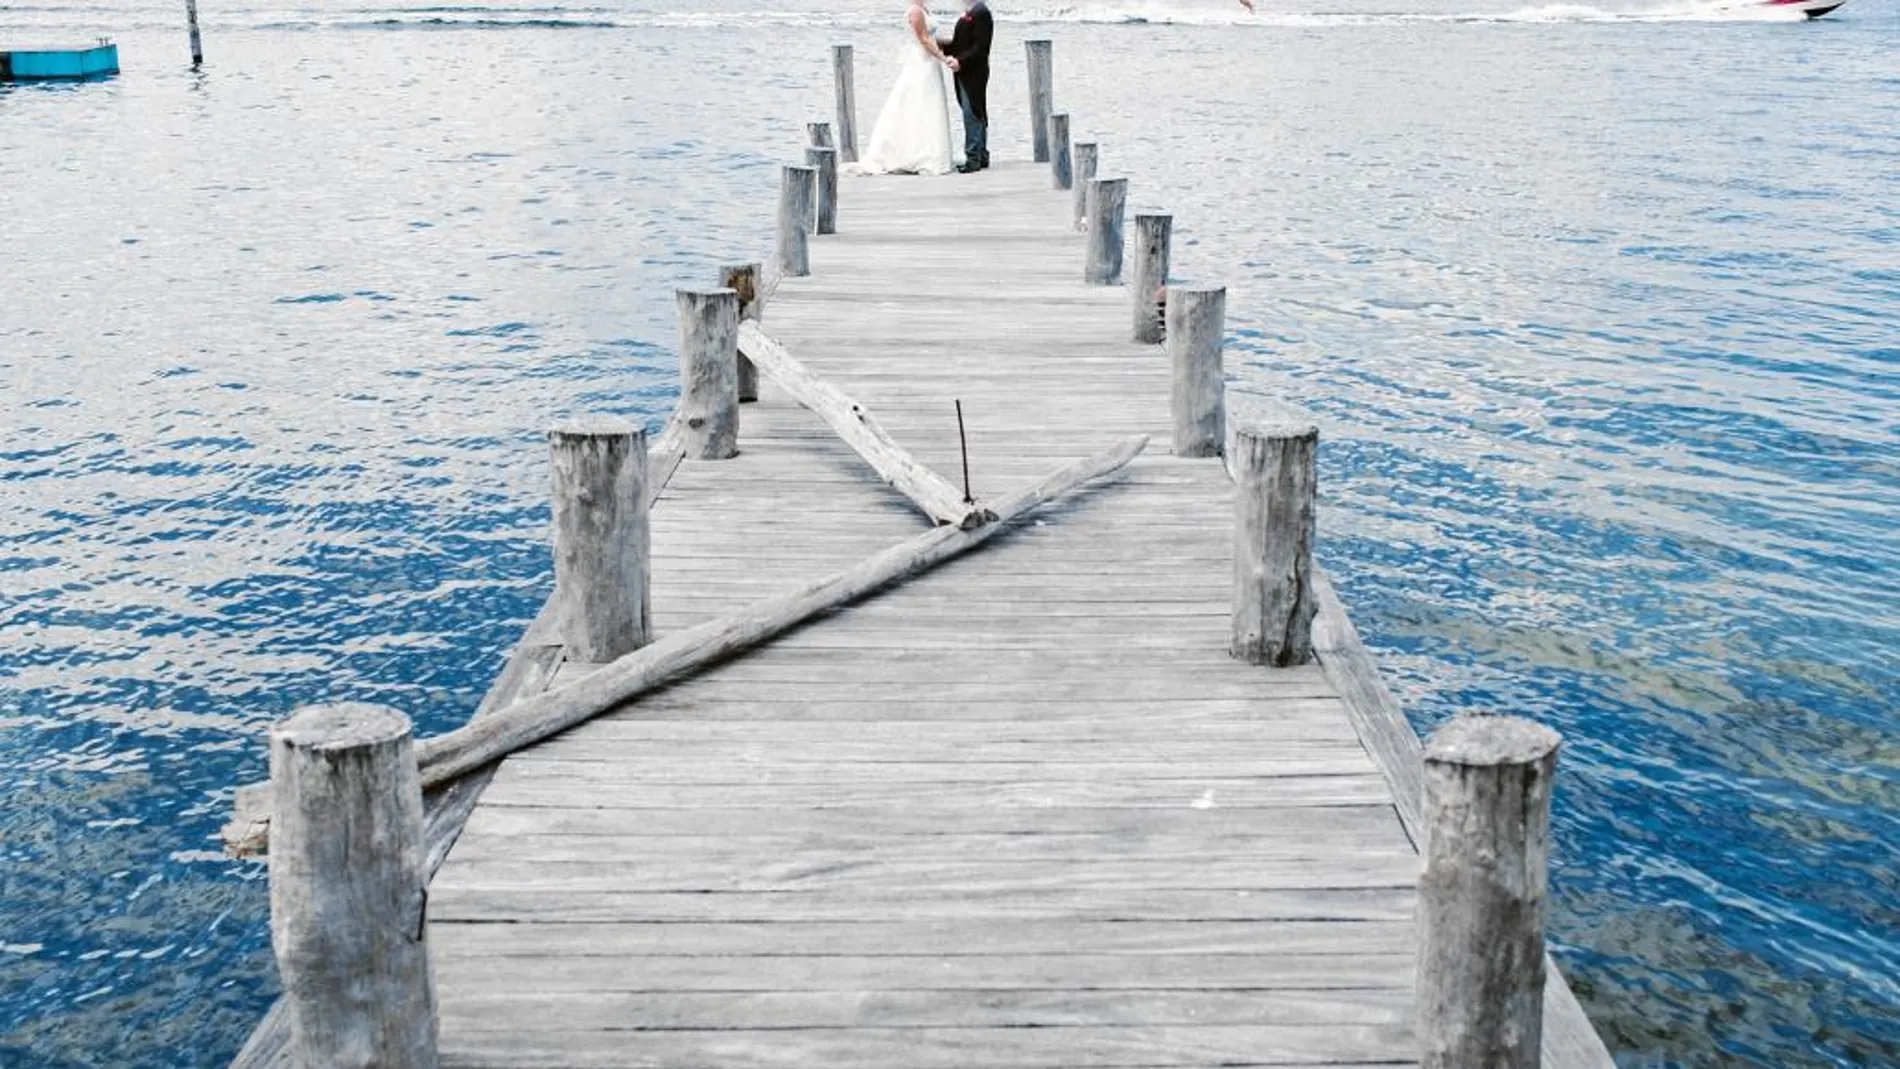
left=2, top=1, right=1895, bottom=1065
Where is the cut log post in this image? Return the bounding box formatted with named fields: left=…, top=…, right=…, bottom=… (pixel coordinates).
left=739, top=323, right=990, bottom=529
left=1071, top=142, right=1098, bottom=229
left=807, top=145, right=838, bottom=235
left=1084, top=177, right=1128, bottom=285
left=808, top=120, right=834, bottom=148
left=1167, top=284, right=1225, bottom=458
left=1418, top=715, right=1562, bottom=1069
left=413, top=436, right=1148, bottom=787
left=549, top=419, right=650, bottom=664
left=1131, top=212, right=1173, bottom=343
left=185, top=0, right=204, bottom=68
left=1025, top=39, right=1053, bottom=162
left=831, top=45, right=858, bottom=163
left=720, top=263, right=763, bottom=403
left=1230, top=419, right=1318, bottom=667
left=1049, top=113, right=1072, bottom=189
left=676, top=287, right=741, bottom=460
left=776, top=164, right=815, bottom=277
left=269, top=704, right=436, bottom=1069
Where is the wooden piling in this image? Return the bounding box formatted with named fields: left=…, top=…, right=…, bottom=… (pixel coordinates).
left=720, top=262, right=763, bottom=403
left=1132, top=212, right=1173, bottom=343
left=1167, top=284, right=1225, bottom=458
left=1025, top=39, right=1053, bottom=163
left=777, top=164, right=815, bottom=277
left=1049, top=113, right=1072, bottom=189
left=808, top=121, right=834, bottom=149
left=1084, top=177, right=1128, bottom=285
left=549, top=419, right=651, bottom=663
left=676, top=287, right=741, bottom=460
left=1071, top=142, right=1098, bottom=229
left=831, top=45, right=858, bottom=163
left=1231, top=419, right=1318, bottom=667
left=807, top=145, right=838, bottom=235
left=268, top=703, right=436, bottom=1069
left=185, top=0, right=204, bottom=68
left=1418, top=715, right=1562, bottom=1069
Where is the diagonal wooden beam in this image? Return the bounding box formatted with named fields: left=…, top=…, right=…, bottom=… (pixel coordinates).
left=738, top=322, right=995, bottom=529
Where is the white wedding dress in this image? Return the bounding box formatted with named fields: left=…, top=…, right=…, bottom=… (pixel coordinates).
left=851, top=7, right=957, bottom=176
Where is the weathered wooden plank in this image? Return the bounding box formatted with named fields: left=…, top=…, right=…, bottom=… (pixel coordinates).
left=433, top=987, right=1411, bottom=1031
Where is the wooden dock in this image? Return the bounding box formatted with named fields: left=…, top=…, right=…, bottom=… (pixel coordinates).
left=229, top=67, right=1615, bottom=1068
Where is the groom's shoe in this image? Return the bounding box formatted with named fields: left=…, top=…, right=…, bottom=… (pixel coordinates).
left=957, top=160, right=983, bottom=174
left=979, top=151, right=991, bottom=170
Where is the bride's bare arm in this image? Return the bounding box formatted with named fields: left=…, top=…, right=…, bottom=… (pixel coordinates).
left=907, top=7, right=951, bottom=63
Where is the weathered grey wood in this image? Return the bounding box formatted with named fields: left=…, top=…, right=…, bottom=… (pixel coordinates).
left=831, top=45, right=858, bottom=163
left=549, top=419, right=650, bottom=663
left=1231, top=420, right=1318, bottom=667
left=719, top=263, right=762, bottom=403
left=738, top=323, right=988, bottom=528
left=1025, top=39, right=1054, bottom=162
left=675, top=287, right=741, bottom=460
left=1049, top=113, right=1072, bottom=189
left=227, top=619, right=563, bottom=1068
left=776, top=165, right=815, bottom=277
left=1132, top=212, right=1173, bottom=343
left=1084, top=177, right=1128, bottom=284
left=185, top=0, right=203, bottom=67
left=413, top=437, right=1146, bottom=787
left=807, top=120, right=833, bottom=148
left=1417, top=716, right=1562, bottom=1069
left=806, top=145, right=838, bottom=235
left=1072, top=142, right=1098, bottom=228
left=268, top=704, right=436, bottom=1069
left=1167, top=284, right=1226, bottom=458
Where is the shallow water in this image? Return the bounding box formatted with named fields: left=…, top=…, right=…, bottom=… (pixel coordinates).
left=2, top=1, right=1896, bottom=1065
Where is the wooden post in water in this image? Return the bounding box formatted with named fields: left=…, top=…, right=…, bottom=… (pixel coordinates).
left=1049, top=113, right=1072, bottom=189
left=1131, top=212, right=1173, bottom=342
left=1230, top=419, right=1317, bottom=667
left=1167, top=284, right=1225, bottom=458
left=777, top=164, right=815, bottom=277
left=1071, top=142, right=1098, bottom=229
left=549, top=419, right=651, bottom=663
left=831, top=45, right=858, bottom=163
left=1025, top=39, right=1053, bottom=163
left=808, top=121, right=833, bottom=148
left=268, top=703, right=436, bottom=1069
left=721, top=262, right=763, bottom=403
left=185, top=0, right=204, bottom=68
left=1417, top=715, right=1561, bottom=1069
left=1084, top=177, right=1128, bottom=285
left=676, top=287, right=741, bottom=460
left=807, top=145, right=838, bottom=235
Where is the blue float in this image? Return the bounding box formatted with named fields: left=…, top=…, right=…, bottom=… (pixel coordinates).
left=0, top=43, right=120, bottom=82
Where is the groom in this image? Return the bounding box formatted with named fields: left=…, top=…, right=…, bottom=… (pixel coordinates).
left=939, top=0, right=994, bottom=173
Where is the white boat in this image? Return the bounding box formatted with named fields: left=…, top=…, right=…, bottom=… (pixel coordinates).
left=1758, top=0, right=1845, bottom=17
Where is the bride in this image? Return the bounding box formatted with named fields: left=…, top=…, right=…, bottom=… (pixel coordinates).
left=851, top=2, right=959, bottom=175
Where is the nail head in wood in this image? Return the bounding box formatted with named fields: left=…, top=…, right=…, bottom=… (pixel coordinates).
left=675, top=287, right=741, bottom=460
left=549, top=418, right=651, bottom=662
left=1167, top=284, right=1225, bottom=458
left=1230, top=420, right=1318, bottom=667
left=268, top=702, right=437, bottom=1069
left=1418, top=714, right=1562, bottom=1069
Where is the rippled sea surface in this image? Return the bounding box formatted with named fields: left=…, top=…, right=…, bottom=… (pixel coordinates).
left=3, top=0, right=1896, bottom=1065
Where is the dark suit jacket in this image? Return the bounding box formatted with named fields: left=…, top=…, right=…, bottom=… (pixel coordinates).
left=944, top=3, right=993, bottom=85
